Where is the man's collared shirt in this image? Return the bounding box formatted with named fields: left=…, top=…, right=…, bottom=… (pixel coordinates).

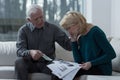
left=16, top=22, right=71, bottom=59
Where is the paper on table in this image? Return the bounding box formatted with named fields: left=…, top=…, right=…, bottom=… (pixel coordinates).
left=47, top=60, right=81, bottom=79
left=63, top=67, right=81, bottom=80
left=42, top=54, right=53, bottom=61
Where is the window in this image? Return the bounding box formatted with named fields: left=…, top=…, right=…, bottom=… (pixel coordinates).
left=0, top=0, right=84, bottom=41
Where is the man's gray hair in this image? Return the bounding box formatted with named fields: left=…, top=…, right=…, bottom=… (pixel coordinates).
left=26, top=4, right=43, bottom=19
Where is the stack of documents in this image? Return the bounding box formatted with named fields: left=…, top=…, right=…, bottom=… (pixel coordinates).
left=47, top=60, right=81, bottom=80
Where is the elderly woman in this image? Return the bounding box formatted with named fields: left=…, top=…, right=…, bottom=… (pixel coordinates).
left=59, top=11, right=116, bottom=80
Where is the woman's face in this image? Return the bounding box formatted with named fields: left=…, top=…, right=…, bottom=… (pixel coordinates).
left=66, top=24, right=80, bottom=36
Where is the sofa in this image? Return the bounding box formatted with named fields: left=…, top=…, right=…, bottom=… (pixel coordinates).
left=0, top=37, right=120, bottom=80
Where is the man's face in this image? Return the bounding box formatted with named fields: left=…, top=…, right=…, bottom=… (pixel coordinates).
left=29, top=9, right=44, bottom=28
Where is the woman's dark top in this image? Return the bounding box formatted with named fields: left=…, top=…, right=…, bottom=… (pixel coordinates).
left=71, top=26, right=116, bottom=75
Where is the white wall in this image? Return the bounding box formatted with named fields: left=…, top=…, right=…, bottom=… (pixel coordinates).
left=92, top=0, right=111, bottom=36
left=84, top=0, right=92, bottom=23
left=85, top=0, right=120, bottom=37
left=111, top=0, right=120, bottom=38
left=85, top=0, right=111, bottom=36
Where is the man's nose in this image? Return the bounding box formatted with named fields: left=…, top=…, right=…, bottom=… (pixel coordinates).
left=37, top=18, right=42, bottom=23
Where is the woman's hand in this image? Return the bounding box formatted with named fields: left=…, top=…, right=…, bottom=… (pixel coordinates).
left=81, top=62, right=92, bottom=70
left=69, top=34, right=78, bottom=42
left=69, top=34, right=81, bottom=42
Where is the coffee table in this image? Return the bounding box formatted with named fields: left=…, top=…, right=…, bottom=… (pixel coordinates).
left=0, top=79, right=16, bottom=80
left=87, top=75, right=120, bottom=80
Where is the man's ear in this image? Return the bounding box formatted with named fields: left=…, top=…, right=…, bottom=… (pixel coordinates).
left=27, top=18, right=31, bottom=22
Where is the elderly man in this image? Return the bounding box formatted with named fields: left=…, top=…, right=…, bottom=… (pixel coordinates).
left=15, top=4, right=71, bottom=80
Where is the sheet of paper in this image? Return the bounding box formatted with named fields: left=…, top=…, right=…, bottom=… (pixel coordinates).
left=42, top=54, right=53, bottom=61
left=47, top=60, right=81, bottom=79
left=63, top=67, right=80, bottom=80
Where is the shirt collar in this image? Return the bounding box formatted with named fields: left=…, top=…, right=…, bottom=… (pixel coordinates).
left=29, top=22, right=45, bottom=32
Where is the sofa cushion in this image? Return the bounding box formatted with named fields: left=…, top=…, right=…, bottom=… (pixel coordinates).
left=0, top=42, right=17, bottom=66
left=30, top=73, right=51, bottom=80
left=0, top=66, right=51, bottom=80
left=110, top=38, right=120, bottom=72
left=0, top=66, right=15, bottom=79
left=112, top=71, right=120, bottom=76
left=55, top=43, right=74, bottom=61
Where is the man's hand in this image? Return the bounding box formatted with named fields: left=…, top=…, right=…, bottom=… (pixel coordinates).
left=29, top=50, right=43, bottom=61
left=81, top=62, right=92, bottom=70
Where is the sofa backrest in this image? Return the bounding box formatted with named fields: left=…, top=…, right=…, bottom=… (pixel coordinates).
left=110, top=38, right=120, bottom=72
left=55, top=43, right=74, bottom=61
left=0, top=42, right=74, bottom=66
left=0, top=37, right=119, bottom=71
left=0, top=42, right=17, bottom=66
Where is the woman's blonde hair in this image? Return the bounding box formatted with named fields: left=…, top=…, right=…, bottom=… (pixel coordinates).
left=60, top=11, right=86, bottom=29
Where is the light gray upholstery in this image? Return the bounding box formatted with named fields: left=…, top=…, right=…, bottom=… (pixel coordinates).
left=110, top=38, right=120, bottom=72
left=55, top=42, right=73, bottom=61
left=0, top=42, right=17, bottom=66
left=0, top=38, right=120, bottom=80
left=0, top=42, right=73, bottom=79
left=0, top=66, right=15, bottom=79
left=30, top=73, right=51, bottom=80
